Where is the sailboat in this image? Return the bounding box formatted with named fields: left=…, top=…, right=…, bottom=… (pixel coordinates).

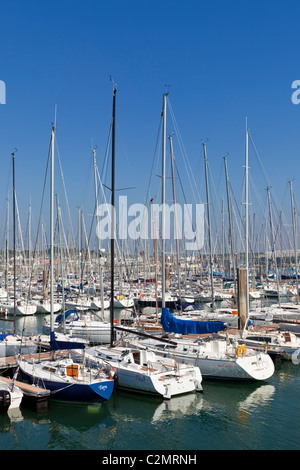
left=34, top=298, right=62, bottom=314
left=0, top=297, right=37, bottom=316
left=42, top=308, right=112, bottom=344
left=18, top=332, right=114, bottom=402
left=18, top=124, right=114, bottom=403
left=229, top=328, right=300, bottom=361
left=130, top=308, right=275, bottom=381
left=113, top=294, right=135, bottom=309
left=0, top=332, right=37, bottom=358
left=84, top=343, right=202, bottom=399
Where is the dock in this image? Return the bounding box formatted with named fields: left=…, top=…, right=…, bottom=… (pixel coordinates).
left=0, top=375, right=50, bottom=399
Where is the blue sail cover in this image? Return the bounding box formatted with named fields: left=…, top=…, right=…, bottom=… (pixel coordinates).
left=161, top=308, right=225, bottom=335
left=55, top=309, right=79, bottom=324
left=0, top=333, right=11, bottom=342
left=50, top=331, right=85, bottom=351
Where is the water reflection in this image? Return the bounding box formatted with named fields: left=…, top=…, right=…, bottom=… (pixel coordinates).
left=152, top=392, right=204, bottom=423
left=15, top=400, right=115, bottom=450
left=238, top=385, right=275, bottom=412
left=32, top=401, right=114, bottom=431
left=108, top=389, right=204, bottom=425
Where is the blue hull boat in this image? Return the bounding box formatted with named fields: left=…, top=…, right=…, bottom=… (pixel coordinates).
left=18, top=357, right=114, bottom=403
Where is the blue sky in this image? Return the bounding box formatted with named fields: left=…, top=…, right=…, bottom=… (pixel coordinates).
left=0, top=0, right=300, bottom=252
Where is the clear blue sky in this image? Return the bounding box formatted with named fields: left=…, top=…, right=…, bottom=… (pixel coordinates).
left=0, top=0, right=300, bottom=252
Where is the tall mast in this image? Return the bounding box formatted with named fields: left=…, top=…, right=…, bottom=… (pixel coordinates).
left=28, top=200, right=32, bottom=280
left=93, top=147, right=105, bottom=317
left=245, top=127, right=250, bottom=324
left=203, top=142, right=215, bottom=311
left=224, top=156, right=237, bottom=305
left=289, top=180, right=299, bottom=304
left=169, top=135, right=181, bottom=304
left=12, top=152, right=16, bottom=335
left=161, top=93, right=167, bottom=309
left=151, top=198, right=159, bottom=323
left=50, top=125, right=55, bottom=332
left=5, top=198, right=9, bottom=301
left=267, top=187, right=281, bottom=308
left=110, top=85, right=116, bottom=347
left=56, top=194, right=66, bottom=333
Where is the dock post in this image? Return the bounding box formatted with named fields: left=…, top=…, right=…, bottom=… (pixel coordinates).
left=237, top=267, right=247, bottom=330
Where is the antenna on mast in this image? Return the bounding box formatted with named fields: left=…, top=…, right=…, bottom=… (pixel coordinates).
left=54, top=104, right=57, bottom=128
left=110, top=75, right=117, bottom=91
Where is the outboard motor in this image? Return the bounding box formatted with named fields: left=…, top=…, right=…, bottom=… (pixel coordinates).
left=0, top=390, right=11, bottom=412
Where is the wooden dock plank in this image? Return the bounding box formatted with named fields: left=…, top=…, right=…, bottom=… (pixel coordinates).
left=0, top=350, right=68, bottom=369
left=0, top=376, right=50, bottom=397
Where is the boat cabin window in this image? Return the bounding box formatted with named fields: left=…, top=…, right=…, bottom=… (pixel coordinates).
left=42, top=365, right=57, bottom=373
left=132, top=351, right=141, bottom=364
left=249, top=336, right=272, bottom=343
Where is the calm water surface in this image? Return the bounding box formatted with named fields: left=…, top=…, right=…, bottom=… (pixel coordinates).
left=0, top=312, right=299, bottom=450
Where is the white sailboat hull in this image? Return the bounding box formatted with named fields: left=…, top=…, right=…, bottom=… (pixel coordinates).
left=35, top=301, right=61, bottom=314
left=0, top=381, right=23, bottom=409
left=0, top=335, right=38, bottom=358
left=114, top=297, right=134, bottom=309
left=133, top=338, right=275, bottom=381
left=43, top=320, right=112, bottom=344
left=186, top=352, right=274, bottom=381
left=84, top=346, right=203, bottom=399
left=115, top=366, right=201, bottom=397
left=0, top=302, right=37, bottom=316
left=90, top=298, right=110, bottom=310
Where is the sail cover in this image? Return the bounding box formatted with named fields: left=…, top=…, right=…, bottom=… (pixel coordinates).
left=161, top=308, right=225, bottom=335
left=50, top=331, right=85, bottom=350
left=55, top=309, right=79, bottom=324
left=0, top=333, right=11, bottom=342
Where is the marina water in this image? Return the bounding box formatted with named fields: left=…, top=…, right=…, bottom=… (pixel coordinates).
left=0, top=310, right=299, bottom=451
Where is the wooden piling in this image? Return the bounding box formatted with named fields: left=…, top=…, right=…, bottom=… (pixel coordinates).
left=237, top=267, right=247, bottom=330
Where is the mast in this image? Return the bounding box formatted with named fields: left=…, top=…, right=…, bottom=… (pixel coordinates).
left=12, top=152, right=16, bottom=335
left=203, top=142, right=215, bottom=311
left=5, top=198, right=9, bottom=302
left=93, top=147, right=105, bottom=317
left=267, top=187, right=281, bottom=308
left=28, top=200, right=32, bottom=281
left=161, top=93, right=167, bottom=309
left=289, top=180, right=299, bottom=304
left=56, top=195, right=66, bottom=334
left=169, top=135, right=181, bottom=304
left=245, top=127, right=250, bottom=324
left=151, top=198, right=159, bottom=323
left=50, top=125, right=55, bottom=333
left=265, top=218, right=269, bottom=284
left=110, top=85, right=116, bottom=347
left=224, top=156, right=237, bottom=305
left=222, top=199, right=225, bottom=276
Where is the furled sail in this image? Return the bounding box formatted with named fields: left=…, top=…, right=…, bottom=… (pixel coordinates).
left=50, top=331, right=85, bottom=350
